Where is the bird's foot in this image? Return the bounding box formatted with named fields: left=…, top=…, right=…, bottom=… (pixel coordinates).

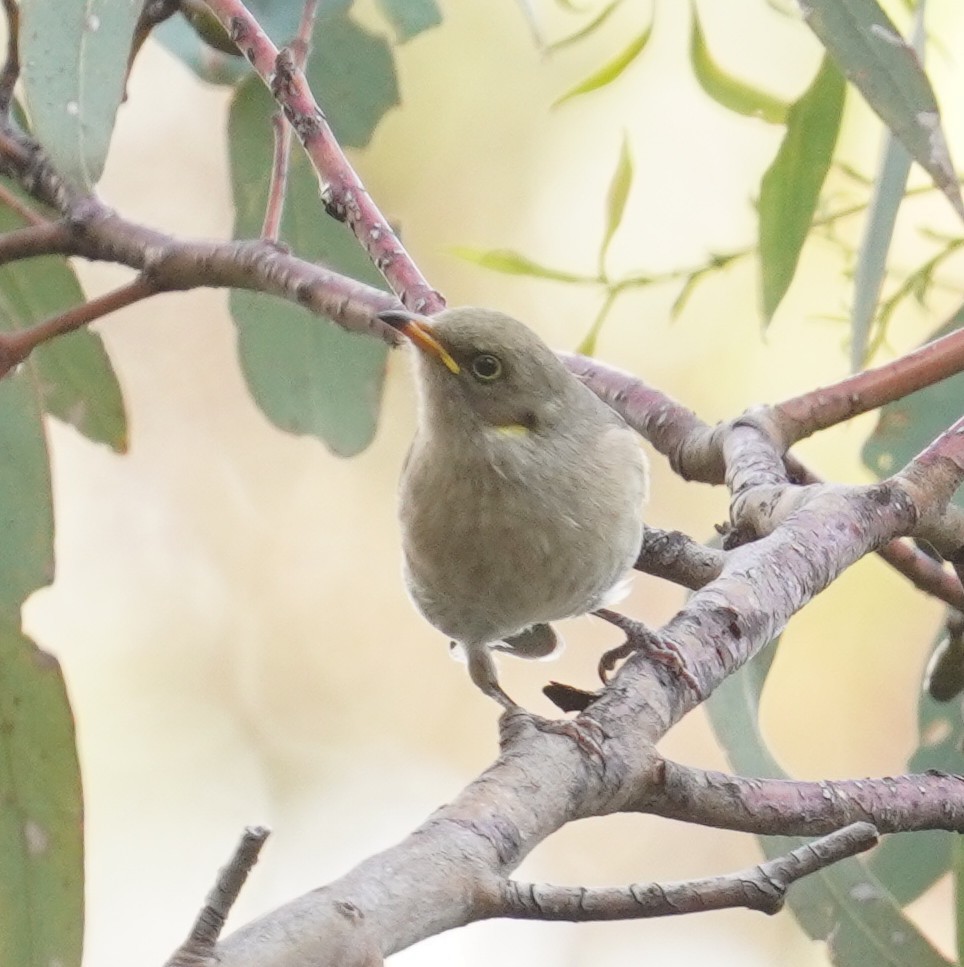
left=593, top=608, right=703, bottom=696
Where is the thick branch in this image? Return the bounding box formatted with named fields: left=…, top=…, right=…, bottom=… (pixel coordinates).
left=500, top=823, right=878, bottom=921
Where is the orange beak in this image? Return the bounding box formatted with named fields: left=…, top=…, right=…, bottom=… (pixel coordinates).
left=378, top=309, right=460, bottom=374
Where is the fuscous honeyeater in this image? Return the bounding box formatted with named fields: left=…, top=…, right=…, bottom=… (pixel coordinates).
left=380, top=306, right=648, bottom=709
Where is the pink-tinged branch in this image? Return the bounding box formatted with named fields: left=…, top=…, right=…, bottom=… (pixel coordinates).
left=500, top=823, right=878, bottom=921
left=651, top=762, right=964, bottom=835
left=776, top=317, right=964, bottom=447
left=0, top=275, right=157, bottom=377
left=204, top=0, right=444, bottom=313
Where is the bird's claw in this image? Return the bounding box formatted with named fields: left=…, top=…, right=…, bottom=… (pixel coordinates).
left=593, top=608, right=702, bottom=696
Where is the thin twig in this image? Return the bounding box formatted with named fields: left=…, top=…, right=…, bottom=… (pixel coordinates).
left=0, top=220, right=73, bottom=263
left=260, top=0, right=317, bottom=241
left=165, top=826, right=271, bottom=967
left=499, top=823, right=878, bottom=921
left=0, top=274, right=157, bottom=376
left=261, top=113, right=290, bottom=242
left=0, top=0, right=19, bottom=112
left=775, top=314, right=964, bottom=447
left=0, top=181, right=50, bottom=226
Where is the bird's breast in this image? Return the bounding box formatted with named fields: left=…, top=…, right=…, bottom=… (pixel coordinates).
left=398, top=424, right=646, bottom=646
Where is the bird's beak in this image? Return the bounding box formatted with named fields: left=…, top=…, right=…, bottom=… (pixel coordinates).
left=377, top=309, right=460, bottom=374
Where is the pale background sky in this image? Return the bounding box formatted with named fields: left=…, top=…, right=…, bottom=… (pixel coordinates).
left=19, top=1, right=964, bottom=964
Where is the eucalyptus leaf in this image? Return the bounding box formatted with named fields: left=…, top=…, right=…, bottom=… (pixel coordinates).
left=374, top=0, right=442, bottom=43
left=548, top=0, right=621, bottom=53
left=452, top=247, right=598, bottom=284
left=758, top=55, right=845, bottom=324
left=552, top=20, right=653, bottom=106
left=228, top=76, right=388, bottom=456
left=0, top=622, right=84, bottom=967
left=849, top=2, right=926, bottom=373
left=802, top=0, right=964, bottom=221
left=689, top=5, right=789, bottom=124
left=20, top=0, right=142, bottom=189
left=707, top=633, right=945, bottom=960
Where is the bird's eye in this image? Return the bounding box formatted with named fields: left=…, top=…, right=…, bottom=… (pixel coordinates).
left=470, top=353, right=503, bottom=381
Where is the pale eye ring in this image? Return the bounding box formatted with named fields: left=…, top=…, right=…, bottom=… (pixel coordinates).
left=470, top=353, right=502, bottom=381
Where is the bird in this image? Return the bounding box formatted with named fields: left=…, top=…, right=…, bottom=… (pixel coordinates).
left=380, top=306, right=648, bottom=710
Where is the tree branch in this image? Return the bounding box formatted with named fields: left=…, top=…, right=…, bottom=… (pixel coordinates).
left=0, top=274, right=158, bottom=376
left=648, top=761, right=964, bottom=836
left=499, top=822, right=878, bottom=921
left=203, top=0, right=444, bottom=312
left=165, top=826, right=271, bottom=967
left=775, top=311, right=964, bottom=447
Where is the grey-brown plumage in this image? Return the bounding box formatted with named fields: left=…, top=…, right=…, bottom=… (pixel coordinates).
left=381, top=306, right=648, bottom=708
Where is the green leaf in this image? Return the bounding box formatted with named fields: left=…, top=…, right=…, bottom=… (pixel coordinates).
left=228, top=76, right=388, bottom=457
left=0, top=366, right=53, bottom=613
left=452, top=247, right=599, bottom=284
left=707, top=635, right=948, bottom=963
left=758, top=54, right=845, bottom=324
left=599, top=135, right=633, bottom=274
left=552, top=20, right=653, bottom=106
left=689, top=5, right=789, bottom=124
left=0, top=183, right=126, bottom=451
left=374, top=0, right=442, bottom=43
left=548, top=0, right=621, bottom=53
left=0, top=622, right=84, bottom=967
left=861, top=310, right=964, bottom=506
left=849, top=2, right=926, bottom=373
left=304, top=9, right=399, bottom=149
left=19, top=0, right=142, bottom=189
left=802, top=0, right=964, bottom=222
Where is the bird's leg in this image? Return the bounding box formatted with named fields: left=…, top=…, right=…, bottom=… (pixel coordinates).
left=593, top=608, right=703, bottom=696
left=465, top=642, right=520, bottom=710
left=465, top=643, right=605, bottom=757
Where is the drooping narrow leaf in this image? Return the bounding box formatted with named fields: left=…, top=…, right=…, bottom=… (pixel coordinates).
left=548, top=0, right=621, bottom=53
left=228, top=75, right=389, bottom=456
left=20, top=0, right=142, bottom=189
left=689, top=4, right=789, bottom=124
left=0, top=623, right=84, bottom=967
left=758, top=54, right=845, bottom=324
left=552, top=20, right=653, bottom=106
left=802, top=0, right=964, bottom=222
left=861, top=310, right=964, bottom=508
left=374, top=0, right=442, bottom=43
left=452, top=247, right=599, bottom=284
left=599, top=135, right=633, bottom=274
left=849, top=1, right=926, bottom=372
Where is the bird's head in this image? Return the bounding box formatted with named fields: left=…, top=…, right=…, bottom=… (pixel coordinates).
left=379, top=306, right=576, bottom=436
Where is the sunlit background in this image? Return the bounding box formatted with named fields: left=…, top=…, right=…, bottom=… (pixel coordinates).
left=19, top=1, right=964, bottom=964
